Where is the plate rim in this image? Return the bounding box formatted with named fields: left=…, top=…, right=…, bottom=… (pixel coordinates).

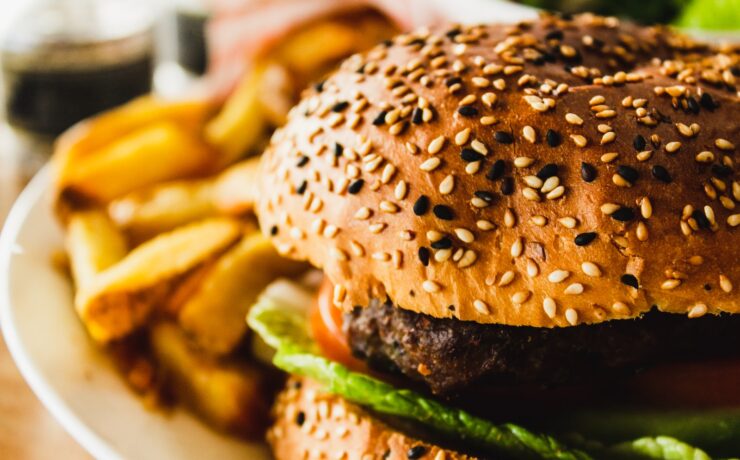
left=0, top=167, right=123, bottom=460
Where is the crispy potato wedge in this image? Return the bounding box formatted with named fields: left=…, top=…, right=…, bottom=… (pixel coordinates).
left=76, top=218, right=241, bottom=343
left=108, top=179, right=218, bottom=242
left=211, top=156, right=261, bottom=215
left=61, top=121, right=216, bottom=204
left=66, top=211, right=128, bottom=291
left=205, top=63, right=267, bottom=165
left=178, top=232, right=306, bottom=355
left=150, top=322, right=273, bottom=437
left=54, top=97, right=214, bottom=208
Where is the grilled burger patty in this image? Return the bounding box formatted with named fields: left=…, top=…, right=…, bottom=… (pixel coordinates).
left=345, top=299, right=740, bottom=395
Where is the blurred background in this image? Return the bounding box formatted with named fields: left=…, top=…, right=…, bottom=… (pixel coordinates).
left=0, top=0, right=737, bottom=458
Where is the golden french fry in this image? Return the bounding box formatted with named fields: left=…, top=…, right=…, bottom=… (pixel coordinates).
left=65, top=211, right=128, bottom=291
left=108, top=179, right=218, bottom=242
left=204, top=63, right=267, bottom=165
left=178, top=232, right=306, bottom=355
left=271, top=21, right=360, bottom=75
left=76, top=218, right=241, bottom=342
left=54, top=96, right=214, bottom=208
left=211, top=156, right=261, bottom=215
left=62, top=121, right=216, bottom=204
left=150, top=322, right=273, bottom=437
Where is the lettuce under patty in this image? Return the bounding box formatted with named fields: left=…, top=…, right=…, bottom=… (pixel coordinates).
left=247, top=294, right=717, bottom=460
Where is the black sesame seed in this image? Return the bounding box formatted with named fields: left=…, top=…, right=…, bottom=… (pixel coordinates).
left=407, top=37, right=425, bottom=47
left=431, top=236, right=452, bottom=249
left=296, top=180, right=307, bottom=195
left=691, top=210, right=711, bottom=229
left=411, top=107, right=423, bottom=124
left=296, top=156, right=309, bottom=167
left=494, top=131, right=514, bottom=144
left=487, top=160, right=505, bottom=181
left=545, top=29, right=564, bottom=41
left=633, top=135, right=646, bottom=151
left=461, top=148, right=484, bottom=162
left=381, top=39, right=393, bottom=47
left=372, top=111, right=387, bottom=125
left=617, top=165, right=639, bottom=183
left=348, top=179, right=364, bottom=194
left=621, top=274, right=639, bottom=289
left=591, top=37, right=605, bottom=48
left=501, top=177, right=514, bottom=195
left=314, top=80, right=325, bottom=92
left=407, top=445, right=428, bottom=460
left=295, top=411, right=305, bottom=426
left=331, top=101, right=349, bottom=112
left=686, top=96, right=700, bottom=114
left=418, top=247, right=430, bottom=266
left=700, top=92, right=717, bottom=110
left=433, top=205, right=454, bottom=220
left=651, top=165, right=672, bottom=183
left=445, top=76, right=462, bottom=87
left=457, top=105, right=478, bottom=117
left=413, top=196, right=430, bottom=216
left=542, top=51, right=557, bottom=62
left=546, top=129, right=561, bottom=147
left=611, top=206, right=635, bottom=222
left=580, top=162, right=597, bottom=182
left=445, top=28, right=461, bottom=39
left=474, top=190, right=495, bottom=202
left=574, top=232, right=597, bottom=246
left=536, top=163, right=558, bottom=179
left=334, top=142, right=343, bottom=157
left=711, top=164, right=733, bottom=178
left=270, top=225, right=278, bottom=236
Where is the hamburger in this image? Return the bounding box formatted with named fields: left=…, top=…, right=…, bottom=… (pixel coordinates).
left=249, top=12, right=740, bottom=459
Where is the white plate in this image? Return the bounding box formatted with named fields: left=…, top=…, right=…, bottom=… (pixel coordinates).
left=0, top=168, right=270, bottom=460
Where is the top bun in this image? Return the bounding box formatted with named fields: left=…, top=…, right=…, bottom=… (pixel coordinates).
left=258, top=13, right=739, bottom=327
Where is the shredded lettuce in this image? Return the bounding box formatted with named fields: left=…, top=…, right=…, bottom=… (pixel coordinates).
left=247, top=293, right=717, bottom=460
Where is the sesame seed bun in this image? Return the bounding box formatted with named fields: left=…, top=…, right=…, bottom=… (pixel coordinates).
left=268, top=377, right=473, bottom=460
left=257, top=13, right=739, bottom=327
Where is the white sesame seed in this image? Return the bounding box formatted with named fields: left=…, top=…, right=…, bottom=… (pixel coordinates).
left=728, top=214, right=740, bottom=227
left=595, top=109, right=616, bottom=118
left=426, top=230, right=444, bottom=242
left=540, top=176, right=559, bottom=194
left=350, top=241, right=365, bottom=256
left=482, top=92, right=497, bottom=107
left=498, top=271, right=515, bottom=286
left=511, top=237, right=524, bottom=257
left=454, top=227, right=475, bottom=243
left=688, top=303, right=707, bottom=319
left=434, top=248, right=452, bottom=262
left=542, top=297, right=557, bottom=319
left=564, top=283, right=584, bottom=295
left=570, top=134, right=588, bottom=147
left=422, top=280, right=441, bottom=293
left=458, top=249, right=477, bottom=268
left=511, top=291, right=530, bottom=304
left=419, top=157, right=441, bottom=171
left=600, top=203, right=620, bottom=215
left=695, top=151, right=714, bottom=163
left=589, top=95, right=605, bottom=106
left=311, top=218, right=326, bottom=235
left=476, top=219, right=496, bottom=230
left=548, top=270, right=570, bottom=283
left=600, top=131, right=616, bottom=144
left=565, top=113, right=583, bottom=125
left=381, top=164, right=396, bottom=184
left=379, top=201, right=399, bottom=213
left=581, top=262, right=602, bottom=277
left=636, top=150, right=653, bottom=162
left=715, top=138, right=735, bottom=151
left=661, top=279, right=682, bottom=290
left=471, top=139, right=487, bottom=155
left=546, top=185, right=565, bottom=200
left=428, top=136, right=446, bottom=154
left=565, top=308, right=579, bottom=325
left=371, top=251, right=390, bottom=261
left=368, top=223, right=386, bottom=234
left=454, top=128, right=470, bottom=146
left=526, top=258, right=539, bottom=277
left=558, top=217, right=577, bottom=229
left=333, top=284, right=347, bottom=306
left=522, top=187, right=540, bottom=201
left=354, top=207, right=372, bottom=220
left=719, top=275, right=733, bottom=293
left=522, top=125, right=536, bottom=143
left=504, top=208, right=516, bottom=228
left=665, top=141, right=681, bottom=153
left=531, top=215, right=547, bottom=226
left=394, top=180, right=408, bottom=200
left=473, top=299, right=490, bottom=314
left=514, top=156, right=534, bottom=168
left=612, top=302, right=630, bottom=315
left=523, top=175, right=543, bottom=188
left=636, top=222, right=648, bottom=241
left=439, top=175, right=455, bottom=195
left=601, top=152, right=619, bottom=163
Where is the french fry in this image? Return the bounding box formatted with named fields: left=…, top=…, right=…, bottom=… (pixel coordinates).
left=108, top=179, right=218, bottom=242
left=65, top=211, right=128, bottom=291
left=211, top=156, right=261, bottom=215
left=204, top=63, right=267, bottom=165
left=76, top=218, right=241, bottom=343
left=61, top=121, right=216, bottom=204
left=271, top=21, right=361, bottom=75
left=150, top=322, right=273, bottom=437
left=178, top=232, right=306, bottom=355
left=54, top=96, right=214, bottom=210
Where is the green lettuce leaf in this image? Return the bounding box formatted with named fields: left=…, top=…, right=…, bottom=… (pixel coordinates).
left=676, top=0, right=740, bottom=31
left=247, top=294, right=716, bottom=460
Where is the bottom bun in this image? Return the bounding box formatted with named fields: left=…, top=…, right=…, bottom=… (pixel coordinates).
left=268, top=377, right=473, bottom=460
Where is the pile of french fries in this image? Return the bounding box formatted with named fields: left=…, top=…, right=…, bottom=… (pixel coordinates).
left=51, top=12, right=398, bottom=438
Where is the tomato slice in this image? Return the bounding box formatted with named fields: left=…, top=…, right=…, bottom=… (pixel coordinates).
left=310, top=279, right=366, bottom=370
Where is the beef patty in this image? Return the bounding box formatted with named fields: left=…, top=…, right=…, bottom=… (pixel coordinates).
left=345, top=299, right=740, bottom=395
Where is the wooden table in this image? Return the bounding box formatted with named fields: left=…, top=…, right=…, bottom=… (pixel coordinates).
left=0, top=125, right=90, bottom=459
